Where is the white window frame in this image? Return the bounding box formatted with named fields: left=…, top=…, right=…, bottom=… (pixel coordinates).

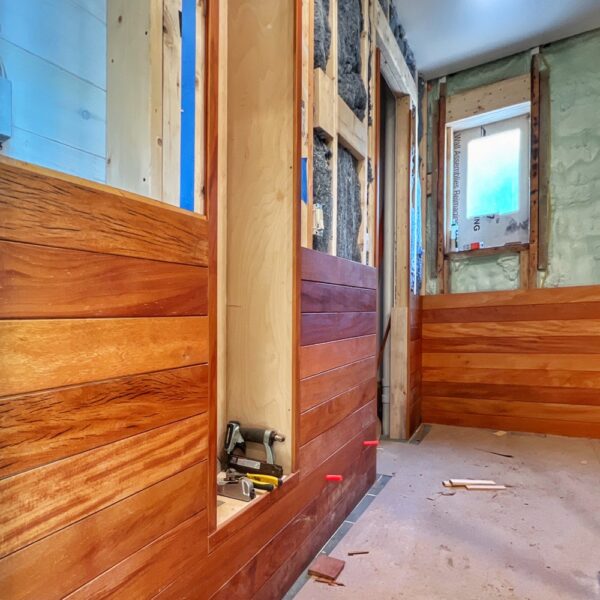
left=445, top=101, right=531, bottom=253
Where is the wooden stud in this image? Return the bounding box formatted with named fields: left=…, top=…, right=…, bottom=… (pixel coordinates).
left=436, top=84, right=447, bottom=293
left=529, top=53, right=540, bottom=288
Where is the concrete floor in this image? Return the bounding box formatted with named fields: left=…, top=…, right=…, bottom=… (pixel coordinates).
left=295, top=425, right=600, bottom=600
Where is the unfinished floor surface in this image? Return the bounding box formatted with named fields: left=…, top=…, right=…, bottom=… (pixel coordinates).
left=294, top=425, right=600, bottom=600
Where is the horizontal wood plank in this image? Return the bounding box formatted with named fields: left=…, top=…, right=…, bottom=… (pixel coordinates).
left=423, top=336, right=600, bottom=354
left=422, top=285, right=600, bottom=310
left=300, top=357, right=375, bottom=412
left=422, top=381, right=600, bottom=406
left=0, top=365, right=208, bottom=478
left=301, top=312, right=376, bottom=346
left=0, top=240, right=208, bottom=318
left=0, top=463, right=207, bottom=600
left=300, top=378, right=376, bottom=445
left=299, top=335, right=376, bottom=379
left=301, top=247, right=377, bottom=289
left=422, top=353, right=600, bottom=372
left=65, top=512, right=208, bottom=600
left=423, top=367, right=600, bottom=389
left=0, top=158, right=208, bottom=266
left=0, top=415, right=208, bottom=558
left=423, top=410, right=600, bottom=439
left=424, top=397, right=600, bottom=423
left=301, top=280, right=376, bottom=313
left=0, top=317, right=208, bottom=397
left=299, top=402, right=376, bottom=475
left=423, top=319, right=600, bottom=339
left=423, top=302, right=600, bottom=324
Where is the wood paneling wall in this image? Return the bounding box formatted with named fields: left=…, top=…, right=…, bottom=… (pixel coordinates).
left=0, top=159, right=210, bottom=599
left=422, top=286, right=600, bottom=438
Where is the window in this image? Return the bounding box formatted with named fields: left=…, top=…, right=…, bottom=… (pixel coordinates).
left=446, top=103, right=531, bottom=253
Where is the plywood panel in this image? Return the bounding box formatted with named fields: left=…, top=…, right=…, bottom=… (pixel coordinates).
left=0, top=365, right=208, bottom=478
left=301, top=280, right=376, bottom=313
left=300, top=356, right=375, bottom=412
left=302, top=247, right=377, bottom=288
left=0, top=240, right=208, bottom=318
left=0, top=415, right=208, bottom=558
left=0, top=317, right=208, bottom=397
left=299, top=334, right=376, bottom=378
left=225, top=0, right=295, bottom=473
left=0, top=463, right=207, bottom=600
left=0, top=159, right=208, bottom=265
left=300, top=378, right=376, bottom=445
left=301, top=311, right=376, bottom=345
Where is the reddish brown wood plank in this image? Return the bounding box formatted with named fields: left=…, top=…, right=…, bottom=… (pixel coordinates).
left=422, top=410, right=600, bottom=439
left=0, top=158, right=208, bottom=266
left=301, top=247, right=377, bottom=289
left=301, top=312, right=376, bottom=346
left=0, top=317, right=208, bottom=397
left=422, top=367, right=600, bottom=389
left=423, top=397, right=600, bottom=423
left=65, top=512, right=208, bottom=600
left=299, top=335, right=376, bottom=379
left=0, top=415, right=208, bottom=558
left=422, top=381, right=600, bottom=406
left=423, top=336, right=600, bottom=354
left=155, top=425, right=377, bottom=600
left=300, top=357, right=375, bottom=412
left=299, top=402, right=376, bottom=475
left=301, top=281, right=376, bottom=313
left=0, top=240, right=207, bottom=318
left=423, top=302, right=600, bottom=324
left=0, top=463, right=207, bottom=600
left=422, top=284, right=600, bottom=310
left=301, top=378, right=376, bottom=445
left=422, top=352, right=600, bottom=372
left=0, top=365, right=208, bottom=479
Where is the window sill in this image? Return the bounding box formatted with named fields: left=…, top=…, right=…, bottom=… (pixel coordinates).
left=446, top=243, right=529, bottom=261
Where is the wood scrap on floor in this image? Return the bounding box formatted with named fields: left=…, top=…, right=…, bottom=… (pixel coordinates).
left=308, top=555, right=345, bottom=582
left=443, top=479, right=508, bottom=491
left=347, top=550, right=369, bottom=556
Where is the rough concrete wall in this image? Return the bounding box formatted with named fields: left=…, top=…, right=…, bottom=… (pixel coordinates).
left=425, top=29, right=600, bottom=294
left=313, top=131, right=333, bottom=253
left=337, top=145, right=362, bottom=261
left=542, top=30, right=600, bottom=287
left=314, top=0, right=331, bottom=70
left=338, top=0, right=367, bottom=120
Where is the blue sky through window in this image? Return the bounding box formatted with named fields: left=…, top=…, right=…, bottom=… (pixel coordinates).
left=466, top=128, right=521, bottom=219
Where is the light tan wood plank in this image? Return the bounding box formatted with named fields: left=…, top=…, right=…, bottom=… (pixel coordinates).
left=446, top=74, right=530, bottom=123
left=0, top=317, right=208, bottom=397
left=314, top=69, right=335, bottom=139
left=0, top=415, right=208, bottom=558
left=338, top=97, right=368, bottom=160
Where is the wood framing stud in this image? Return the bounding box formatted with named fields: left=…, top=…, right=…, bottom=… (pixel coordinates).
left=436, top=83, right=447, bottom=293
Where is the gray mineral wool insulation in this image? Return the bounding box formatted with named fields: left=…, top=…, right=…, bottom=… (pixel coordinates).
left=337, top=145, right=362, bottom=262
left=338, top=0, right=367, bottom=120
left=313, top=131, right=333, bottom=253
left=314, top=0, right=331, bottom=70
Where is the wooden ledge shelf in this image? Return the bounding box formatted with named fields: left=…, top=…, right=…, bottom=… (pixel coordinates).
left=338, top=98, right=368, bottom=160
left=375, top=0, right=417, bottom=104
left=314, top=69, right=336, bottom=140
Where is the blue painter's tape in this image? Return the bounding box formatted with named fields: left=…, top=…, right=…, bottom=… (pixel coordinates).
left=180, top=0, right=196, bottom=211
left=301, top=157, right=308, bottom=204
